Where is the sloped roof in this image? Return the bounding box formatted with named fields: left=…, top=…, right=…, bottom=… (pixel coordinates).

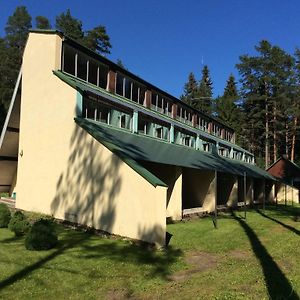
left=54, top=70, right=253, bottom=155
left=75, top=118, right=275, bottom=182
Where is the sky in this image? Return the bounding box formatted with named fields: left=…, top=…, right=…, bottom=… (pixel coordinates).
left=1, top=0, right=300, bottom=98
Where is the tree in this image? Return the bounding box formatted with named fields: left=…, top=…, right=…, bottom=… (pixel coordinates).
left=83, top=26, right=112, bottom=55
left=195, top=65, right=213, bottom=114
left=236, top=40, right=295, bottom=167
left=181, top=72, right=198, bottom=106
left=5, top=6, right=32, bottom=49
left=216, top=74, right=243, bottom=143
left=0, top=6, right=32, bottom=131
left=55, top=9, right=112, bottom=55
left=36, top=16, right=51, bottom=29
left=55, top=9, right=84, bottom=41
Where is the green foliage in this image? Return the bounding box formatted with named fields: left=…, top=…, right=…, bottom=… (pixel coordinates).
left=5, top=6, right=32, bottom=49
left=83, top=26, right=112, bottom=54
left=196, top=65, right=213, bottom=114
left=181, top=72, right=198, bottom=106
left=0, top=203, right=11, bottom=227
left=8, top=211, right=30, bottom=236
left=216, top=74, right=243, bottom=143
left=236, top=40, right=296, bottom=162
left=55, top=9, right=83, bottom=41
left=25, top=218, right=58, bottom=250
left=35, top=16, right=51, bottom=29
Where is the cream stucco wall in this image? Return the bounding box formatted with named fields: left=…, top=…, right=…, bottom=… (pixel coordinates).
left=276, top=184, right=299, bottom=204
left=182, top=168, right=216, bottom=213
left=140, top=162, right=182, bottom=221
left=16, top=32, right=166, bottom=245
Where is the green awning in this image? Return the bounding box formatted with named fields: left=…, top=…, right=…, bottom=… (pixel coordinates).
left=75, top=118, right=275, bottom=181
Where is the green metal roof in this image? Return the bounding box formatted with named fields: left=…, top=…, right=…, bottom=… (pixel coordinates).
left=54, top=70, right=252, bottom=155
left=75, top=118, right=275, bottom=182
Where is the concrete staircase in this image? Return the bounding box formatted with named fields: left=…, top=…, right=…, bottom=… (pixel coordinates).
left=0, top=197, right=16, bottom=209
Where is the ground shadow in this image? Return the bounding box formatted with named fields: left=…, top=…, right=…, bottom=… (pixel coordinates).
left=0, top=229, right=92, bottom=290
left=232, top=212, right=299, bottom=299
left=257, top=209, right=300, bottom=236
left=0, top=225, right=182, bottom=290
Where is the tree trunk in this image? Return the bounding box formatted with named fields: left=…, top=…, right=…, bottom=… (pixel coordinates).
left=291, top=116, right=297, bottom=162
left=273, top=101, right=277, bottom=163
left=285, top=121, right=289, bottom=158
left=265, top=98, right=269, bottom=168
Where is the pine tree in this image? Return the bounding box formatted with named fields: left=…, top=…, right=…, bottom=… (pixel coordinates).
left=5, top=6, right=32, bottom=49
left=181, top=72, right=198, bottom=106
left=83, top=26, right=112, bottom=55
left=216, top=74, right=242, bottom=142
left=55, top=9, right=84, bottom=41
left=0, top=6, right=32, bottom=130
left=236, top=40, right=295, bottom=167
left=36, top=16, right=51, bottom=29
left=195, top=65, right=213, bottom=114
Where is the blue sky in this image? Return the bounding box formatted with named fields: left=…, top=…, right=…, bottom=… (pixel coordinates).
left=1, top=1, right=300, bottom=98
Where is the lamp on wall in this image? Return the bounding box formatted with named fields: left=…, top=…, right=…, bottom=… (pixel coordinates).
left=19, top=150, right=23, bottom=157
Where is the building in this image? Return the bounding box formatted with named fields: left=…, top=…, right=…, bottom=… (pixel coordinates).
left=0, top=30, right=275, bottom=246
left=267, top=156, right=300, bottom=204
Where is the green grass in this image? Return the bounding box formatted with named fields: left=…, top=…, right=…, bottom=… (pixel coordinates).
left=0, top=204, right=300, bottom=299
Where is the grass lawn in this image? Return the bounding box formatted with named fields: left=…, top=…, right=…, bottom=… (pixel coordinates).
left=0, top=204, right=299, bottom=299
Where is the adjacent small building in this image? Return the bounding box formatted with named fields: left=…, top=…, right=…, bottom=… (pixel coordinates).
left=267, top=156, right=300, bottom=204
left=0, top=30, right=276, bottom=245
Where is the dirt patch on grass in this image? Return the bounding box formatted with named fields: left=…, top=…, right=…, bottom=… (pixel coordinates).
left=168, top=251, right=219, bottom=282
left=229, top=249, right=251, bottom=260
left=106, top=288, right=136, bottom=300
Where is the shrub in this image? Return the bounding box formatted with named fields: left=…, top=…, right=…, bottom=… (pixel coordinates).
left=8, top=211, right=30, bottom=236
left=25, top=218, right=58, bottom=250
left=0, top=203, right=11, bottom=228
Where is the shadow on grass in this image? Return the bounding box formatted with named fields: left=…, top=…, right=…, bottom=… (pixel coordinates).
left=257, top=209, right=300, bottom=237
left=0, top=227, right=182, bottom=290
left=232, top=212, right=299, bottom=300
left=0, top=231, right=92, bottom=291
left=80, top=241, right=182, bottom=280
left=0, top=235, right=23, bottom=244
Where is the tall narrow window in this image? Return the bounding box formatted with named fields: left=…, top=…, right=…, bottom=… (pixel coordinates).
left=63, top=44, right=76, bottom=75
left=88, top=59, right=98, bottom=86
left=77, top=54, right=88, bottom=81
left=116, top=73, right=125, bottom=96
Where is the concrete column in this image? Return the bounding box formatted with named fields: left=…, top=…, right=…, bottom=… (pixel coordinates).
left=132, top=111, right=138, bottom=133
left=76, top=91, right=83, bottom=117
left=170, top=124, right=175, bottom=143
left=172, top=103, right=177, bottom=119
left=107, top=70, right=116, bottom=93
left=208, top=122, right=212, bottom=134
left=144, top=90, right=152, bottom=109
left=192, top=114, right=197, bottom=127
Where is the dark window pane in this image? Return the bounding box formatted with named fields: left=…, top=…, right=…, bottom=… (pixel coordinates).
left=124, top=78, right=131, bottom=99
left=77, top=54, right=88, bottom=80
left=99, top=64, right=108, bottom=88
left=139, top=87, right=146, bottom=105
left=151, top=93, right=157, bottom=106
left=116, top=73, right=124, bottom=96
left=63, top=44, right=76, bottom=75
left=132, top=84, right=139, bottom=102
left=88, top=59, right=98, bottom=85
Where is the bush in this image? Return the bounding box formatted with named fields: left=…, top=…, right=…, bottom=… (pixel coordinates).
left=25, top=218, right=58, bottom=250
left=0, top=203, right=11, bottom=228
left=8, top=211, right=30, bottom=236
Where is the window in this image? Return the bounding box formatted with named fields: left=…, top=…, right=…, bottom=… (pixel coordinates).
left=77, top=54, right=88, bottom=80
left=88, top=59, right=98, bottom=85
left=124, top=78, right=132, bottom=99
left=116, top=73, right=125, bottom=96
left=156, top=127, right=163, bottom=139
left=63, top=44, right=76, bottom=75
